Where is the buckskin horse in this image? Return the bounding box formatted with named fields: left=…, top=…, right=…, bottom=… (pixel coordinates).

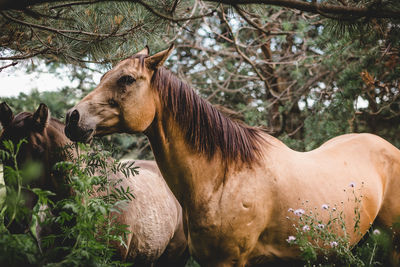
left=0, top=102, right=188, bottom=266
left=64, top=45, right=400, bottom=266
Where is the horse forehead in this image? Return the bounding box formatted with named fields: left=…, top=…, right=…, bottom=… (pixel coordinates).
left=3, top=114, right=46, bottom=142
left=5, top=114, right=32, bottom=134
left=114, top=57, right=146, bottom=74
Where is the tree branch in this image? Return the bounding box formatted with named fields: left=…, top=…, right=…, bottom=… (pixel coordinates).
left=233, top=5, right=289, bottom=36
left=0, top=61, right=18, bottom=72
left=2, top=0, right=399, bottom=20
left=1, top=11, right=145, bottom=44
left=0, top=48, right=49, bottom=60
left=50, top=0, right=101, bottom=9
left=135, top=0, right=215, bottom=23
left=213, top=0, right=400, bottom=20
left=219, top=6, right=281, bottom=99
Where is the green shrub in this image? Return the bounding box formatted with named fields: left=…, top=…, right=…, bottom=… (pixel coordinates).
left=0, top=140, right=136, bottom=266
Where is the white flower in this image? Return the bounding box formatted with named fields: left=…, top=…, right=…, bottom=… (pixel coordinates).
left=294, top=209, right=305, bottom=216
left=302, top=225, right=310, bottom=232
left=288, top=208, right=294, bottom=212
left=322, top=204, right=329, bottom=210
left=286, top=236, right=296, bottom=243
left=317, top=224, right=325, bottom=229
left=373, top=229, right=381, bottom=235
left=330, top=241, right=338, bottom=248
left=332, top=207, right=337, bottom=211
left=349, top=182, right=356, bottom=188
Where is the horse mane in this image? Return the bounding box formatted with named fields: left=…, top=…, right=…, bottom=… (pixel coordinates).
left=150, top=67, right=264, bottom=165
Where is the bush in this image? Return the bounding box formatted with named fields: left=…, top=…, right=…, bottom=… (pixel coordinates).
left=0, top=140, right=136, bottom=266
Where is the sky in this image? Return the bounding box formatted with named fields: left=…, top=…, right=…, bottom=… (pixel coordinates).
left=0, top=60, right=102, bottom=98
left=0, top=67, right=69, bottom=97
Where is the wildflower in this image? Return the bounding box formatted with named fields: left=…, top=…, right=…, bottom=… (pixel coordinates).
left=286, top=236, right=296, bottom=244
left=322, top=204, right=329, bottom=210
left=317, top=224, right=325, bottom=229
left=288, top=208, right=294, bottom=212
left=373, top=229, right=380, bottom=235
left=332, top=207, right=337, bottom=211
left=330, top=241, right=338, bottom=248
left=294, top=209, right=305, bottom=217
left=349, top=182, right=356, bottom=188
left=302, top=225, right=310, bottom=232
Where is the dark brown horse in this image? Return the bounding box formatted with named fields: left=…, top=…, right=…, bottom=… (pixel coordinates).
left=0, top=102, right=188, bottom=266
left=64, top=45, right=400, bottom=266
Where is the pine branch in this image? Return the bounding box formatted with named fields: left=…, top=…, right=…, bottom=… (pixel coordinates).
left=212, top=0, right=400, bottom=20
left=2, top=0, right=399, bottom=20
left=233, top=5, right=291, bottom=36
left=135, top=0, right=216, bottom=22
left=1, top=11, right=142, bottom=39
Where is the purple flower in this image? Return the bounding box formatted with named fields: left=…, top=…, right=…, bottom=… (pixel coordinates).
left=288, top=208, right=294, bottom=213
left=373, top=229, right=380, bottom=235
left=349, top=182, right=356, bottom=188
left=302, top=225, right=310, bottom=232
left=317, top=224, right=325, bottom=229
left=330, top=241, right=338, bottom=248
left=322, top=204, right=329, bottom=210
left=286, top=236, right=296, bottom=243
left=294, top=209, right=305, bottom=216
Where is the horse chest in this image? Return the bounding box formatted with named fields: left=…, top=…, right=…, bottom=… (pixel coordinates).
left=184, top=174, right=271, bottom=263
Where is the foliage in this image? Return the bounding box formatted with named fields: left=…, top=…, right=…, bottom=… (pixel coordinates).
left=0, top=1, right=187, bottom=64
left=0, top=139, right=137, bottom=266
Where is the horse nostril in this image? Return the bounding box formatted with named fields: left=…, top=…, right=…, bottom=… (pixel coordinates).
left=69, top=109, right=80, bottom=124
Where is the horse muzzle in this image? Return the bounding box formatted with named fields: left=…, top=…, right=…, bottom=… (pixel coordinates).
left=65, top=109, right=94, bottom=143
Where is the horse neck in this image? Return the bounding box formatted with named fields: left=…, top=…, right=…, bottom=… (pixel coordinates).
left=145, top=110, right=227, bottom=208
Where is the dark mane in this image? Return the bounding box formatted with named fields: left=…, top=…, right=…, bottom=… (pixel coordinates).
left=151, top=67, right=264, bottom=164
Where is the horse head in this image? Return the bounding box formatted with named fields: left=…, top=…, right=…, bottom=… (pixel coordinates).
left=0, top=102, right=70, bottom=233
left=65, top=45, right=174, bottom=142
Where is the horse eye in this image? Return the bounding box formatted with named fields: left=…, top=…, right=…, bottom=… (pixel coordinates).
left=108, top=99, right=118, bottom=107
left=117, top=75, right=135, bottom=86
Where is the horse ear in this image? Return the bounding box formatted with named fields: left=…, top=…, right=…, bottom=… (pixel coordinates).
left=33, top=103, right=50, bottom=130
left=145, top=44, right=174, bottom=69
left=0, top=102, right=14, bottom=128
left=136, top=45, right=150, bottom=56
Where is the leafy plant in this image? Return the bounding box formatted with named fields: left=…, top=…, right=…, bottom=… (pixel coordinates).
left=0, top=140, right=137, bottom=266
